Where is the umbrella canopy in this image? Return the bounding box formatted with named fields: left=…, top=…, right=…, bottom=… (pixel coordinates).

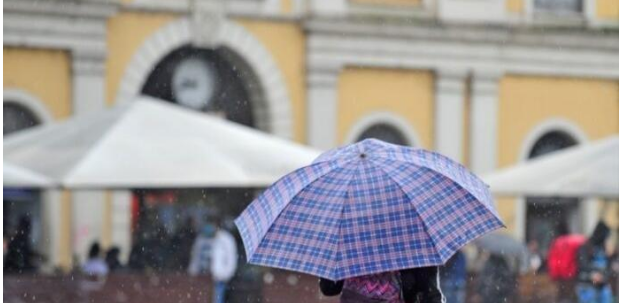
left=483, top=135, right=619, bottom=199
left=3, top=96, right=320, bottom=189
left=473, top=232, right=529, bottom=273
left=235, top=139, right=504, bottom=281
left=3, top=162, right=54, bottom=188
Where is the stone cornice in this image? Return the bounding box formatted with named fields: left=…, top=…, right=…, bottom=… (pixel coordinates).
left=305, top=17, right=619, bottom=52
left=4, top=0, right=117, bottom=19
left=4, top=0, right=118, bottom=57
left=305, top=17, right=619, bottom=80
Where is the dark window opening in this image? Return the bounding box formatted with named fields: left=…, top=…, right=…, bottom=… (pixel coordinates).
left=141, top=46, right=255, bottom=128
left=3, top=102, right=40, bottom=135
left=525, top=131, right=579, bottom=261
left=356, top=124, right=409, bottom=146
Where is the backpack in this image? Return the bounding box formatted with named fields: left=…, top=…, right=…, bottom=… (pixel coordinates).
left=547, top=235, right=586, bottom=280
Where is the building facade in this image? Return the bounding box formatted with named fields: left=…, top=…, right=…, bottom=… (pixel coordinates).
left=4, top=0, right=619, bottom=270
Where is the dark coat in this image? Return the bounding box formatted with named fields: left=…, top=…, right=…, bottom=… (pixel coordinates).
left=319, top=266, right=445, bottom=303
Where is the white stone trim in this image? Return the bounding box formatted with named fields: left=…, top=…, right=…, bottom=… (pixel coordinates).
left=434, top=69, right=467, bottom=162
left=3, top=0, right=115, bottom=56
left=469, top=71, right=501, bottom=175
left=438, top=0, right=506, bottom=24
left=348, top=1, right=434, bottom=20
left=116, top=17, right=293, bottom=138
left=111, top=191, right=133, bottom=262
left=344, top=111, right=422, bottom=147
left=3, top=89, right=54, bottom=124
left=121, top=0, right=305, bottom=20
left=513, top=118, right=595, bottom=240
left=305, top=19, right=619, bottom=81
left=306, top=65, right=341, bottom=149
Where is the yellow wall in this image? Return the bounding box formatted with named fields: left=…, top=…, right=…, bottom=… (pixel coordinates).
left=281, top=0, right=294, bottom=13
left=597, top=0, right=619, bottom=20
left=236, top=19, right=307, bottom=143
left=506, top=0, right=524, bottom=13
left=337, top=67, right=434, bottom=147
left=496, top=76, right=619, bottom=233
left=3, top=48, right=72, bottom=119
left=499, top=76, right=619, bottom=167
left=106, top=12, right=180, bottom=105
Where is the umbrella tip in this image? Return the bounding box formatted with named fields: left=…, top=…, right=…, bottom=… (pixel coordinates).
left=360, top=153, right=367, bottom=159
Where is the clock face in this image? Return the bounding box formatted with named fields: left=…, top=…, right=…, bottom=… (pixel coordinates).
left=172, top=58, right=216, bottom=110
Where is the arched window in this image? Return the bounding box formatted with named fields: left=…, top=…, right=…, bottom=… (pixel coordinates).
left=534, top=0, right=582, bottom=14
left=525, top=131, right=579, bottom=258
left=3, top=101, right=44, bottom=268
left=356, top=123, right=409, bottom=146
left=3, top=102, right=41, bottom=135
left=142, top=46, right=255, bottom=128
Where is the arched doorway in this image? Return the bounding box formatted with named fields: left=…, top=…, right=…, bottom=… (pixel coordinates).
left=141, top=46, right=259, bottom=128
left=525, top=131, right=579, bottom=257
left=128, top=45, right=261, bottom=275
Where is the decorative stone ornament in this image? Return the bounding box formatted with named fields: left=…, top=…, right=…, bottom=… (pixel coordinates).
left=190, top=0, right=226, bottom=48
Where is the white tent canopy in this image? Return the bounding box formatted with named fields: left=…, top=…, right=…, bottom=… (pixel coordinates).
left=482, top=135, right=619, bottom=199
left=3, top=96, right=321, bottom=189
left=3, top=162, right=55, bottom=188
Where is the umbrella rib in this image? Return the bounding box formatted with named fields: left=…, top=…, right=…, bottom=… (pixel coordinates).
left=333, top=163, right=363, bottom=280
left=367, top=160, right=443, bottom=262
left=373, top=154, right=489, bottom=204
left=248, top=158, right=357, bottom=259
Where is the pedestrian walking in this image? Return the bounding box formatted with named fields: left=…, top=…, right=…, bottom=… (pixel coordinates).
left=235, top=139, right=504, bottom=302
left=576, top=222, right=612, bottom=303
left=440, top=250, right=467, bottom=303
left=477, top=254, right=516, bottom=303
left=188, top=224, right=216, bottom=276
left=4, top=216, right=37, bottom=273
left=82, top=242, right=109, bottom=277
left=211, top=225, right=238, bottom=303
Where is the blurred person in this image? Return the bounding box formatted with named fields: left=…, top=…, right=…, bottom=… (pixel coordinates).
left=105, top=246, right=124, bottom=272
left=4, top=216, right=37, bottom=273
left=548, top=234, right=587, bottom=303
left=610, top=237, right=618, bottom=302
left=211, top=224, right=238, bottom=303
left=128, top=222, right=169, bottom=271
left=82, top=242, right=109, bottom=277
left=527, top=239, right=542, bottom=273
left=576, top=222, right=612, bottom=303
left=188, top=223, right=216, bottom=276
left=128, top=226, right=149, bottom=270
left=477, top=254, right=517, bottom=303
left=440, top=250, right=467, bottom=303
left=169, top=218, right=197, bottom=271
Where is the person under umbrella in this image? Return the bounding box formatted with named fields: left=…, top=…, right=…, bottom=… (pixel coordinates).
left=235, top=139, right=504, bottom=303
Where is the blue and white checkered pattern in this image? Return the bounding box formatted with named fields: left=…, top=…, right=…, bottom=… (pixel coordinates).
left=235, top=139, right=505, bottom=281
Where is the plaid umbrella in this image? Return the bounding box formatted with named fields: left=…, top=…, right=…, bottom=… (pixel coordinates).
left=235, top=139, right=504, bottom=281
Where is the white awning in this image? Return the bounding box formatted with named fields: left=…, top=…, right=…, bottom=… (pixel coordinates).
left=482, top=135, right=619, bottom=199
left=3, top=96, right=321, bottom=189
left=3, top=162, right=54, bottom=188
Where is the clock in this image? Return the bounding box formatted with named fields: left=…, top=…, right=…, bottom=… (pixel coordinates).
left=172, top=57, right=216, bottom=110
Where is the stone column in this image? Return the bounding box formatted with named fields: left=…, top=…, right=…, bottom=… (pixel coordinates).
left=307, top=65, right=341, bottom=150
left=469, top=70, right=501, bottom=175
left=71, top=49, right=108, bottom=262
left=434, top=69, right=467, bottom=162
